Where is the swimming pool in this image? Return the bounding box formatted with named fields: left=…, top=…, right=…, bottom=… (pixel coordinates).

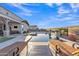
left=30, top=34, right=49, bottom=42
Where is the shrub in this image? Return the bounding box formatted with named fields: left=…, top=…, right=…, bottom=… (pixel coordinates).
left=23, top=31, right=27, bottom=34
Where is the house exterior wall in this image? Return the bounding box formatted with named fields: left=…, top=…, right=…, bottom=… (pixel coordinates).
left=0, top=7, right=22, bottom=36
left=8, top=22, right=23, bottom=34
left=0, top=7, right=22, bottom=23
left=10, top=23, right=21, bottom=31
left=0, top=7, right=29, bottom=36
left=22, top=22, right=29, bottom=32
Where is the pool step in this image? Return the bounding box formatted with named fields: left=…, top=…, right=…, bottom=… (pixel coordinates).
left=28, top=45, right=52, bottom=56
left=28, top=42, right=48, bottom=45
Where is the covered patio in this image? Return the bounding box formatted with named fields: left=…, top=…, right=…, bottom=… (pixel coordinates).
left=0, top=6, right=25, bottom=37
left=0, top=16, right=22, bottom=36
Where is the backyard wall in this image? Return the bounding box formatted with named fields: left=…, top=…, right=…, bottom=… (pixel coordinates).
left=68, top=26, right=79, bottom=41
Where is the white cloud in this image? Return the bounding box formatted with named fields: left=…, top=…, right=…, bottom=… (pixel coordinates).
left=70, top=21, right=79, bottom=23
left=58, top=6, right=70, bottom=14
left=18, top=12, right=32, bottom=16
left=38, top=17, right=55, bottom=28
left=38, top=15, right=79, bottom=28
left=54, top=16, right=73, bottom=22
left=70, top=3, right=79, bottom=12
left=45, top=3, right=63, bottom=7
left=8, top=3, right=34, bottom=16
left=67, top=20, right=79, bottom=26
left=70, top=3, right=79, bottom=8
left=22, top=3, right=40, bottom=6
left=45, top=3, right=54, bottom=7
left=10, top=3, right=40, bottom=16
left=11, top=3, right=32, bottom=12
left=56, top=3, right=63, bottom=6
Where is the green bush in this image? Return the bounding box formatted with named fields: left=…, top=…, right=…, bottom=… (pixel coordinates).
left=23, top=31, right=27, bottom=34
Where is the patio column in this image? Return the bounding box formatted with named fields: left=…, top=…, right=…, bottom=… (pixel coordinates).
left=4, top=19, right=10, bottom=36
left=19, top=24, right=23, bottom=34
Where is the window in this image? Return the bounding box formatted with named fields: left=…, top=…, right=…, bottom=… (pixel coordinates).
left=6, top=12, right=8, bottom=14
left=14, top=26, right=18, bottom=28
left=4, top=24, right=6, bottom=30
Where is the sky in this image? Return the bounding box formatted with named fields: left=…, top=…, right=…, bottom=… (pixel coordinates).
left=0, top=3, right=79, bottom=29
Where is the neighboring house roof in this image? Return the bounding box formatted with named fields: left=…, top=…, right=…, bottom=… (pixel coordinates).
left=22, top=20, right=29, bottom=26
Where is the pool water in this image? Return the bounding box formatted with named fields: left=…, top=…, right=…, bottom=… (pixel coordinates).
left=30, top=34, right=49, bottom=42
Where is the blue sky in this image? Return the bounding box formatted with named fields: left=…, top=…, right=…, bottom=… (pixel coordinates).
left=0, top=3, right=79, bottom=28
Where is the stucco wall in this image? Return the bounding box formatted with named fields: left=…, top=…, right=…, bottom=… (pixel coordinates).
left=9, top=22, right=22, bottom=33
left=22, top=22, right=29, bottom=32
